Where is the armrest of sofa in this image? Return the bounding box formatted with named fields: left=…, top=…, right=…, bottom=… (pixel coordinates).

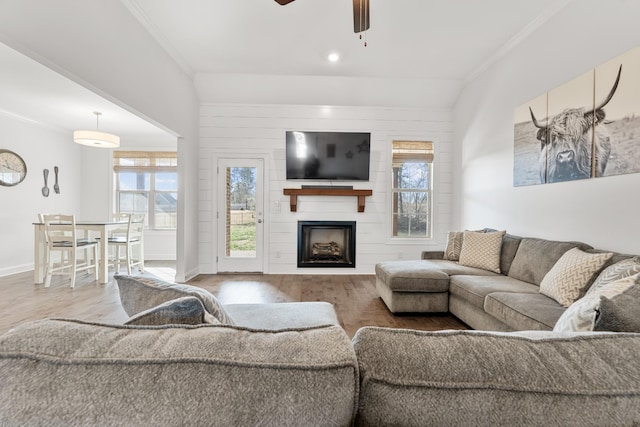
left=352, top=327, right=640, bottom=426
left=0, top=319, right=359, bottom=426
left=421, top=251, right=444, bottom=260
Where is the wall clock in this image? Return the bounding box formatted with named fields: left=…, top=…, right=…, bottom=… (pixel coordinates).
left=0, top=149, right=28, bottom=187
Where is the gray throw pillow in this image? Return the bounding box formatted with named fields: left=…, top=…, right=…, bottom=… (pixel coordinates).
left=443, top=231, right=464, bottom=261
left=594, top=281, right=640, bottom=332
left=125, top=296, right=221, bottom=326
left=586, top=256, right=640, bottom=295
left=115, top=275, right=235, bottom=325
left=553, top=273, right=639, bottom=332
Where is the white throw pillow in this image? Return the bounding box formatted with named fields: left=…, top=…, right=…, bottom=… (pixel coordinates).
left=540, top=248, right=613, bottom=307
left=458, top=230, right=505, bottom=273
left=553, top=273, right=640, bottom=332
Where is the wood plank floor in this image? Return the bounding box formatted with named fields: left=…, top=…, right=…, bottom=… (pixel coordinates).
left=0, top=263, right=468, bottom=338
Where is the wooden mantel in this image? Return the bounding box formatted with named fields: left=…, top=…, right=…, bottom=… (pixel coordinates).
left=283, top=188, right=373, bottom=212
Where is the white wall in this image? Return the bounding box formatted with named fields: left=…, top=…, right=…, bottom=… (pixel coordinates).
left=0, top=114, right=82, bottom=276
left=0, top=0, right=199, bottom=280
left=200, top=104, right=454, bottom=274
left=453, top=0, right=640, bottom=254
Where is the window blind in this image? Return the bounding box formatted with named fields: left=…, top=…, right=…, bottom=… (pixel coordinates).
left=392, top=141, right=434, bottom=165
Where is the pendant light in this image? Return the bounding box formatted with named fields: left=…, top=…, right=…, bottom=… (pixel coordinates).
left=74, top=111, right=120, bottom=148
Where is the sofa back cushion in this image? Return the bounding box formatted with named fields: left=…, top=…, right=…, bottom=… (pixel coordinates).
left=352, top=327, right=640, bottom=426
left=0, top=319, right=358, bottom=426
left=115, top=275, right=235, bottom=325
left=507, top=238, right=592, bottom=285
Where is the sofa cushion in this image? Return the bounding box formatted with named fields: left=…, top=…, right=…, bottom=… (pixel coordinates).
left=539, top=248, right=613, bottom=307
left=125, top=296, right=220, bottom=326
left=553, top=273, right=640, bottom=332
left=115, top=275, right=235, bottom=325
left=484, top=292, right=566, bottom=330
left=443, top=231, right=464, bottom=261
left=508, top=238, right=592, bottom=285
left=352, top=327, right=640, bottom=427
left=594, top=275, right=640, bottom=332
left=449, top=275, right=539, bottom=310
left=0, top=319, right=359, bottom=426
left=224, top=302, right=340, bottom=330
left=587, top=256, right=640, bottom=295
left=375, top=260, right=497, bottom=293
left=458, top=230, right=505, bottom=273
left=500, top=233, right=522, bottom=276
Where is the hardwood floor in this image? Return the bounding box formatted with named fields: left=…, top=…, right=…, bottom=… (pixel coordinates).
left=0, top=263, right=468, bottom=338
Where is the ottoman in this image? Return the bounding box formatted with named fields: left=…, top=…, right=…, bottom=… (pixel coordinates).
left=375, top=260, right=451, bottom=313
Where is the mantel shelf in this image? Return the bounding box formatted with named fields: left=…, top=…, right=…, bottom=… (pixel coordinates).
left=283, top=188, right=373, bottom=212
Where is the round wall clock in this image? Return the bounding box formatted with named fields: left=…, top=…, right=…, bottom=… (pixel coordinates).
left=0, top=149, right=28, bottom=187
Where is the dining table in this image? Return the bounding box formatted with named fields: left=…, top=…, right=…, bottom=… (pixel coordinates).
left=33, top=219, right=131, bottom=285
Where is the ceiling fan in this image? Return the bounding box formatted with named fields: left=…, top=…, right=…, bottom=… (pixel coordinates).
left=274, top=0, right=370, bottom=34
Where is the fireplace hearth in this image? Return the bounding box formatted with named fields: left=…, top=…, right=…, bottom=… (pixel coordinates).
left=297, top=221, right=356, bottom=268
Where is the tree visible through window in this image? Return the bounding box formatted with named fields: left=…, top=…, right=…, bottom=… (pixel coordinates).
left=113, top=151, right=177, bottom=230
left=391, top=141, right=433, bottom=238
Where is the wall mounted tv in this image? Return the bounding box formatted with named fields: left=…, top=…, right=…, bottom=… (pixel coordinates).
left=285, top=131, right=371, bottom=181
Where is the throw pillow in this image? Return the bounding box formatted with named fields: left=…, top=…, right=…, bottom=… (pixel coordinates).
left=553, top=273, right=640, bottom=332
left=586, top=256, right=640, bottom=295
left=125, top=296, right=221, bottom=326
left=540, top=248, right=613, bottom=307
left=443, top=231, right=464, bottom=261
left=458, top=230, right=505, bottom=273
left=115, top=275, right=235, bottom=325
left=594, top=276, right=640, bottom=332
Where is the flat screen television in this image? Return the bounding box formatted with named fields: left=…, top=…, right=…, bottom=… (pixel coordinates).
left=285, top=131, right=371, bottom=181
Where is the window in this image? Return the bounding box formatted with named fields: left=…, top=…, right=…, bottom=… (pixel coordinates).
left=113, top=151, right=177, bottom=230
left=391, top=141, right=433, bottom=238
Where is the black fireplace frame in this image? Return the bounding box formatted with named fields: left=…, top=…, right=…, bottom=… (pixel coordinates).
left=297, top=221, right=356, bottom=268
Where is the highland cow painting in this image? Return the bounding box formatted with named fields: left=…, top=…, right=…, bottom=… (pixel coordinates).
left=514, top=46, right=640, bottom=187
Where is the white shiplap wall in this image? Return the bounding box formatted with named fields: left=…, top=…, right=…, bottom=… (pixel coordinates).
left=199, top=104, right=453, bottom=274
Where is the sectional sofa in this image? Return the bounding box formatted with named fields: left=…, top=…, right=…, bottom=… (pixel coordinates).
left=375, top=230, right=636, bottom=331
left=1, top=265, right=640, bottom=426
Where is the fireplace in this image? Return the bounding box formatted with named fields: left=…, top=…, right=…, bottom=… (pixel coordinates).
left=297, top=221, right=356, bottom=268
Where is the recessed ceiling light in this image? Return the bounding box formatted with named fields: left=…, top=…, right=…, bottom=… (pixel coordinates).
left=327, top=53, right=340, bottom=63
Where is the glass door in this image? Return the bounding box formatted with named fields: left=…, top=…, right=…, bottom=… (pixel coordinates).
left=216, top=158, right=264, bottom=272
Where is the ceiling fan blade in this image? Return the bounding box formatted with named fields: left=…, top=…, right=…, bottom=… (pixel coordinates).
left=274, top=0, right=296, bottom=5
left=353, top=0, right=370, bottom=33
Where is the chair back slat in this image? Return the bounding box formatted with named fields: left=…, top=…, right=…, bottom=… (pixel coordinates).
left=42, top=214, right=76, bottom=249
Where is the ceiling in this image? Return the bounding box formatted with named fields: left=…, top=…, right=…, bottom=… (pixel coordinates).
left=0, top=0, right=571, bottom=140
left=127, top=0, right=570, bottom=81
left=0, top=42, right=176, bottom=144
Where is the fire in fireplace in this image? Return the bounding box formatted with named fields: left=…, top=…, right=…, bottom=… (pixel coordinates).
left=297, top=221, right=356, bottom=268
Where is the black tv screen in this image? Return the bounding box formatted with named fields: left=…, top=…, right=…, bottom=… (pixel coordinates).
left=285, top=131, right=371, bottom=181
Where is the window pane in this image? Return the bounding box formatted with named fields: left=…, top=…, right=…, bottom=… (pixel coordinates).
left=118, top=192, right=148, bottom=214
left=392, top=191, right=429, bottom=214
left=118, top=173, right=150, bottom=191
left=392, top=214, right=429, bottom=237
left=393, top=163, right=430, bottom=189
left=156, top=172, right=178, bottom=191
left=155, top=192, right=177, bottom=229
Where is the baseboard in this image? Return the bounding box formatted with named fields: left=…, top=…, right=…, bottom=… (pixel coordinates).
left=0, top=263, right=34, bottom=278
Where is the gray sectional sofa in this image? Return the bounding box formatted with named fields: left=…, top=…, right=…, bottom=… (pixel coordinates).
left=375, top=231, right=633, bottom=331
left=2, top=269, right=640, bottom=425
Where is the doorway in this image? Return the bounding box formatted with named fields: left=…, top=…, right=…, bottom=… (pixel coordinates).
left=216, top=158, right=264, bottom=272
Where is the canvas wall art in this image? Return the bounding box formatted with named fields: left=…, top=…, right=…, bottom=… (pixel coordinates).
left=513, top=46, right=640, bottom=187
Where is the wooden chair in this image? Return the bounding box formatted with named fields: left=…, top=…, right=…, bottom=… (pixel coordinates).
left=108, top=213, right=145, bottom=275
left=41, top=214, right=99, bottom=288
